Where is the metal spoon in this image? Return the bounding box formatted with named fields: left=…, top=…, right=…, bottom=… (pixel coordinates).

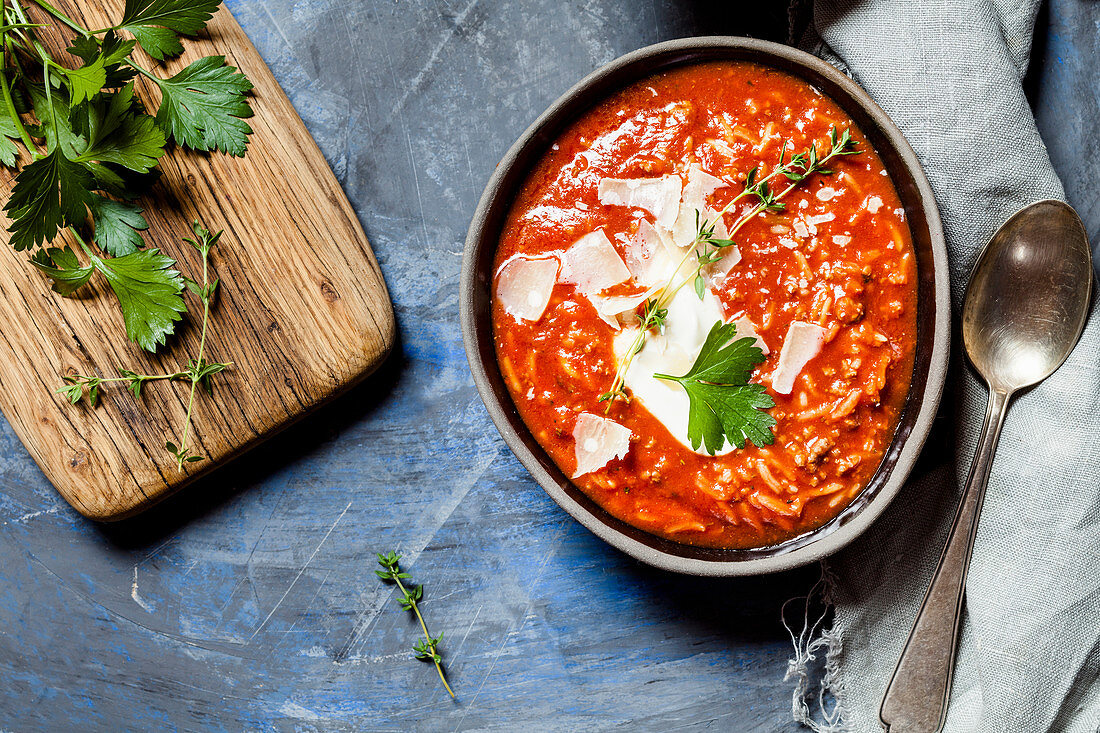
left=879, top=199, right=1093, bottom=733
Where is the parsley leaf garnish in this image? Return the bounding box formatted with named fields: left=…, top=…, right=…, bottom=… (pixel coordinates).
left=88, top=194, right=149, bottom=256
left=73, top=83, right=167, bottom=174
left=0, top=106, right=22, bottom=167
left=5, top=148, right=94, bottom=251
left=61, top=56, right=108, bottom=107
left=33, top=243, right=186, bottom=351
left=118, top=0, right=222, bottom=60
left=152, top=56, right=254, bottom=156
left=654, top=321, right=776, bottom=454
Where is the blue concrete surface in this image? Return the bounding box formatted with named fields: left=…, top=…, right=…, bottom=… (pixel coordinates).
left=0, top=1, right=1095, bottom=730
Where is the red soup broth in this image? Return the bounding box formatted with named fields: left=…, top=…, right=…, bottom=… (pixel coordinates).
left=491, top=61, right=917, bottom=549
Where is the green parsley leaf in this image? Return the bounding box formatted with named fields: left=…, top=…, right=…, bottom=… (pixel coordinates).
left=654, top=320, right=776, bottom=454
left=91, top=247, right=186, bottom=351
left=30, top=246, right=94, bottom=295
left=73, top=84, right=166, bottom=173
left=68, top=34, right=137, bottom=89
left=152, top=56, right=254, bottom=156
left=4, top=148, right=94, bottom=251
left=62, top=56, right=107, bottom=106
left=28, top=85, right=85, bottom=158
left=118, top=0, right=221, bottom=60
left=88, top=194, right=148, bottom=256
left=31, top=244, right=185, bottom=349
left=0, top=102, right=22, bottom=168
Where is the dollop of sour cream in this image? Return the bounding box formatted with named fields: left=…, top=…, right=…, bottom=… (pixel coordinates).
left=613, top=278, right=737, bottom=456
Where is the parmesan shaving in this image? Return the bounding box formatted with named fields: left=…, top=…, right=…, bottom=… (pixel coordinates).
left=572, top=413, right=632, bottom=478
left=772, top=321, right=827, bottom=394
left=559, top=230, right=631, bottom=294
left=670, top=165, right=728, bottom=247
left=588, top=287, right=658, bottom=330
left=614, top=285, right=736, bottom=456
left=598, top=175, right=682, bottom=229
left=709, top=242, right=742, bottom=280
left=731, top=315, right=769, bottom=354
left=624, top=220, right=675, bottom=286
left=495, top=256, right=559, bottom=322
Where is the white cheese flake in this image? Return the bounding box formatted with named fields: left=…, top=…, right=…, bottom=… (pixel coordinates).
left=866, top=195, right=883, bottom=213
left=598, top=175, right=682, bottom=229
left=670, top=165, right=728, bottom=247
left=709, top=242, right=742, bottom=279
left=816, top=187, right=839, bottom=201
left=624, top=220, right=675, bottom=287
left=588, top=288, right=658, bottom=330
left=772, top=321, right=827, bottom=394
left=832, top=234, right=852, bottom=245
left=572, top=413, right=632, bottom=478
left=495, top=256, right=559, bottom=322
left=559, top=230, right=631, bottom=294
left=731, top=315, right=769, bottom=354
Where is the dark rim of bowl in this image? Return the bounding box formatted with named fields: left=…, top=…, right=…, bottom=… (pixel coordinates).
left=460, top=37, right=950, bottom=576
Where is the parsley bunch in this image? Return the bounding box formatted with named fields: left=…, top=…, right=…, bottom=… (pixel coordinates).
left=0, top=0, right=253, bottom=350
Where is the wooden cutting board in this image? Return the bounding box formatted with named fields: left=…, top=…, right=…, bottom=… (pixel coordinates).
left=0, top=3, right=394, bottom=520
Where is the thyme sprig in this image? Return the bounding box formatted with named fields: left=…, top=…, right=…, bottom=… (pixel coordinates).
left=376, top=551, right=455, bottom=699
left=57, top=222, right=232, bottom=469
left=598, top=126, right=860, bottom=411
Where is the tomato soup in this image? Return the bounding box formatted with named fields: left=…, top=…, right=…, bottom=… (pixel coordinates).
left=491, top=61, right=917, bottom=549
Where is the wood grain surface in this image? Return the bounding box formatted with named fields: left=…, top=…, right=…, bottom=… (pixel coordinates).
left=0, top=2, right=394, bottom=520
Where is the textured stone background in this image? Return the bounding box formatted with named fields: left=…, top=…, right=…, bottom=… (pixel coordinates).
left=0, top=1, right=1095, bottom=730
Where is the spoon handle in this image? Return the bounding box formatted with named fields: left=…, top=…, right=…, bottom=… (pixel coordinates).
left=879, top=386, right=1010, bottom=733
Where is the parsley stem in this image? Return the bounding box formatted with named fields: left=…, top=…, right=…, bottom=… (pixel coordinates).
left=24, top=0, right=84, bottom=36
left=172, top=243, right=212, bottom=470
left=0, top=35, right=34, bottom=155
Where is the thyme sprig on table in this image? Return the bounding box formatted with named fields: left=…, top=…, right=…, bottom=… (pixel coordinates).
left=599, top=126, right=860, bottom=412
left=376, top=551, right=456, bottom=699
left=55, top=222, right=232, bottom=469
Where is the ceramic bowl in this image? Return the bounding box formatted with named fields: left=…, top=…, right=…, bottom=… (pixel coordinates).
left=460, top=37, right=950, bottom=576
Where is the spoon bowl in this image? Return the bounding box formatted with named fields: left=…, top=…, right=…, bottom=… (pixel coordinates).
left=963, top=200, right=1093, bottom=392
left=881, top=199, right=1093, bottom=733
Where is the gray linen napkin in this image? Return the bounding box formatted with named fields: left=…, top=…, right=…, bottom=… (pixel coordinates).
left=785, top=1, right=1100, bottom=731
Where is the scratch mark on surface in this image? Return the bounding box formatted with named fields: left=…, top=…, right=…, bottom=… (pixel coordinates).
left=452, top=526, right=566, bottom=731
left=135, top=536, right=175, bottom=569
left=454, top=604, right=482, bottom=658
left=130, top=568, right=154, bottom=613
left=405, top=127, right=430, bottom=249
left=382, top=0, right=481, bottom=125
left=249, top=501, right=352, bottom=641
left=261, top=4, right=293, bottom=49
left=14, top=505, right=59, bottom=523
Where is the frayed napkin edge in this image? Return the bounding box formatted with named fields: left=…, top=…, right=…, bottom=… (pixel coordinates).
left=783, top=561, right=851, bottom=732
